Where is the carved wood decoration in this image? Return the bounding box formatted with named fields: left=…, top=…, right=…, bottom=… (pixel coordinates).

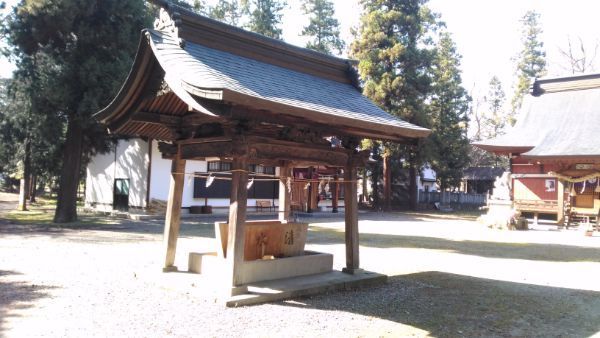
left=154, top=7, right=185, bottom=47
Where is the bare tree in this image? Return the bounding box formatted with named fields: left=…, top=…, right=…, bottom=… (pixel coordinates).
left=558, top=36, right=599, bottom=74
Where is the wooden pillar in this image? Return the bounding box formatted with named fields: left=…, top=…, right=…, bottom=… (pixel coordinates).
left=342, top=165, right=360, bottom=274
left=383, top=154, right=391, bottom=211
left=226, top=156, right=248, bottom=289
left=278, top=164, right=292, bottom=222
left=557, top=180, right=565, bottom=226
left=332, top=171, right=339, bottom=213
left=162, top=150, right=186, bottom=271
left=307, top=166, right=314, bottom=213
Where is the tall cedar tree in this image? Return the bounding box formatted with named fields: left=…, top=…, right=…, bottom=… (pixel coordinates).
left=429, top=32, right=470, bottom=190
left=0, top=57, right=64, bottom=209
left=350, top=0, right=438, bottom=209
left=301, top=0, right=345, bottom=55
left=5, top=0, right=150, bottom=222
left=511, top=10, right=546, bottom=120
left=242, top=0, right=285, bottom=39
left=469, top=76, right=508, bottom=167
left=210, top=0, right=242, bottom=25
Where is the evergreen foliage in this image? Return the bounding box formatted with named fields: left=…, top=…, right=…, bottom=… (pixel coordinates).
left=3, top=0, right=151, bottom=222
left=350, top=0, right=439, bottom=208
left=0, top=58, right=64, bottom=205
left=301, top=0, right=344, bottom=55
left=209, top=0, right=242, bottom=25
left=242, top=0, right=286, bottom=39
left=511, top=10, right=546, bottom=120
left=428, top=32, right=470, bottom=190
left=469, top=76, right=508, bottom=168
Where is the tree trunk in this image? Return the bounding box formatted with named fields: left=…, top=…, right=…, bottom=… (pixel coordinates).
left=18, top=139, right=31, bottom=211
left=29, top=174, right=37, bottom=203
left=54, top=118, right=84, bottom=223
left=383, top=154, right=391, bottom=211
left=408, top=159, right=418, bottom=211
left=371, top=145, right=381, bottom=208
left=362, top=169, right=368, bottom=203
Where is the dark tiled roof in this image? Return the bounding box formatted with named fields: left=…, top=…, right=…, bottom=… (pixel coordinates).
left=148, top=30, right=430, bottom=139
left=463, top=167, right=505, bottom=180
left=474, top=74, right=600, bottom=159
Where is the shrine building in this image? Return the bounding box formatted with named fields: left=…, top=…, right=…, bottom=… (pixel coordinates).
left=475, top=74, right=600, bottom=227
left=93, top=0, right=430, bottom=304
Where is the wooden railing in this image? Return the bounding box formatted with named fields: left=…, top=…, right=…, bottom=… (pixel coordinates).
left=513, top=199, right=558, bottom=213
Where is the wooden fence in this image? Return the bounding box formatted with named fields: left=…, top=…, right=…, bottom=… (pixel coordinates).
left=418, top=191, right=487, bottom=206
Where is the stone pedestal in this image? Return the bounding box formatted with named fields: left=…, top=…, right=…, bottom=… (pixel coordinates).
left=480, top=199, right=515, bottom=229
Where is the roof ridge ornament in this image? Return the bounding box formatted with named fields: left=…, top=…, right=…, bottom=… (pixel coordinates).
left=529, top=77, right=543, bottom=96
left=154, top=7, right=186, bottom=48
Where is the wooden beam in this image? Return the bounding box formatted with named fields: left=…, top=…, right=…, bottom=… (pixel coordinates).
left=181, top=140, right=234, bottom=159
left=162, top=149, right=186, bottom=271
left=176, top=136, right=351, bottom=166
left=226, top=155, right=249, bottom=289
left=307, top=167, right=314, bottom=213
left=131, top=111, right=182, bottom=127
left=278, top=163, right=292, bottom=222
left=342, top=165, right=360, bottom=274
left=250, top=141, right=349, bottom=167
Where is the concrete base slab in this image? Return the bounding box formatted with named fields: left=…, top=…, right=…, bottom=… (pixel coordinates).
left=162, top=266, right=178, bottom=273
left=226, top=270, right=387, bottom=307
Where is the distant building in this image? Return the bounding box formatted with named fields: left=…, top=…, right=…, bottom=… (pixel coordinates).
left=419, top=166, right=438, bottom=192
left=85, top=138, right=279, bottom=212
left=474, top=74, right=600, bottom=225
left=462, top=167, right=505, bottom=194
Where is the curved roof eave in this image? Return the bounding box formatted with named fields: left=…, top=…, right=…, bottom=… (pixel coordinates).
left=472, top=143, right=534, bottom=155
left=94, top=32, right=155, bottom=125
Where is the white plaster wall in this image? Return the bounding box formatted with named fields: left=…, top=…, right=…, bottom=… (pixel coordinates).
left=149, top=141, right=226, bottom=207
left=115, top=139, right=149, bottom=208
left=148, top=141, right=281, bottom=208
left=85, top=138, right=149, bottom=209
left=85, top=148, right=116, bottom=207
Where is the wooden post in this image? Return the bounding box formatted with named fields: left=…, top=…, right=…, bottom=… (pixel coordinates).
left=332, top=171, right=339, bottom=213
left=383, top=154, right=391, bottom=211
left=557, top=180, right=565, bottom=226
left=342, top=165, right=360, bottom=274
left=307, top=166, right=314, bottom=213
left=162, top=150, right=186, bottom=271
left=226, top=156, right=248, bottom=289
left=278, top=164, right=292, bottom=222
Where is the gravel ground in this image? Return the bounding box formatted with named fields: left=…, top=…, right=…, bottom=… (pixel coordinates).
left=1, top=196, right=600, bottom=337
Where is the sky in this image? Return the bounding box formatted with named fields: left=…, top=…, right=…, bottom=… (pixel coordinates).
left=3, top=0, right=600, bottom=100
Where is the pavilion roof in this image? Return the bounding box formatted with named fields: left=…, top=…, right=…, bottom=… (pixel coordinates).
left=473, top=73, right=600, bottom=161
left=96, top=2, right=429, bottom=142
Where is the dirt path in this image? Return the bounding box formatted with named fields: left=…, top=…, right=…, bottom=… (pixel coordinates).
left=1, top=197, right=599, bottom=337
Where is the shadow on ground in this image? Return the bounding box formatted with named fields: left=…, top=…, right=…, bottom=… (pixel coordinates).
left=279, top=271, right=600, bottom=338
left=3, top=213, right=599, bottom=263
left=308, top=226, right=600, bottom=262
left=0, top=270, right=57, bottom=335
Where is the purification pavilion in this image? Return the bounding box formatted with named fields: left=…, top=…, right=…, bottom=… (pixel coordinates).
left=475, top=74, right=600, bottom=227
left=95, top=0, right=430, bottom=300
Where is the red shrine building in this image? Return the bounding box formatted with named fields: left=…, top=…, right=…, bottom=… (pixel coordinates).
left=475, top=74, right=600, bottom=226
